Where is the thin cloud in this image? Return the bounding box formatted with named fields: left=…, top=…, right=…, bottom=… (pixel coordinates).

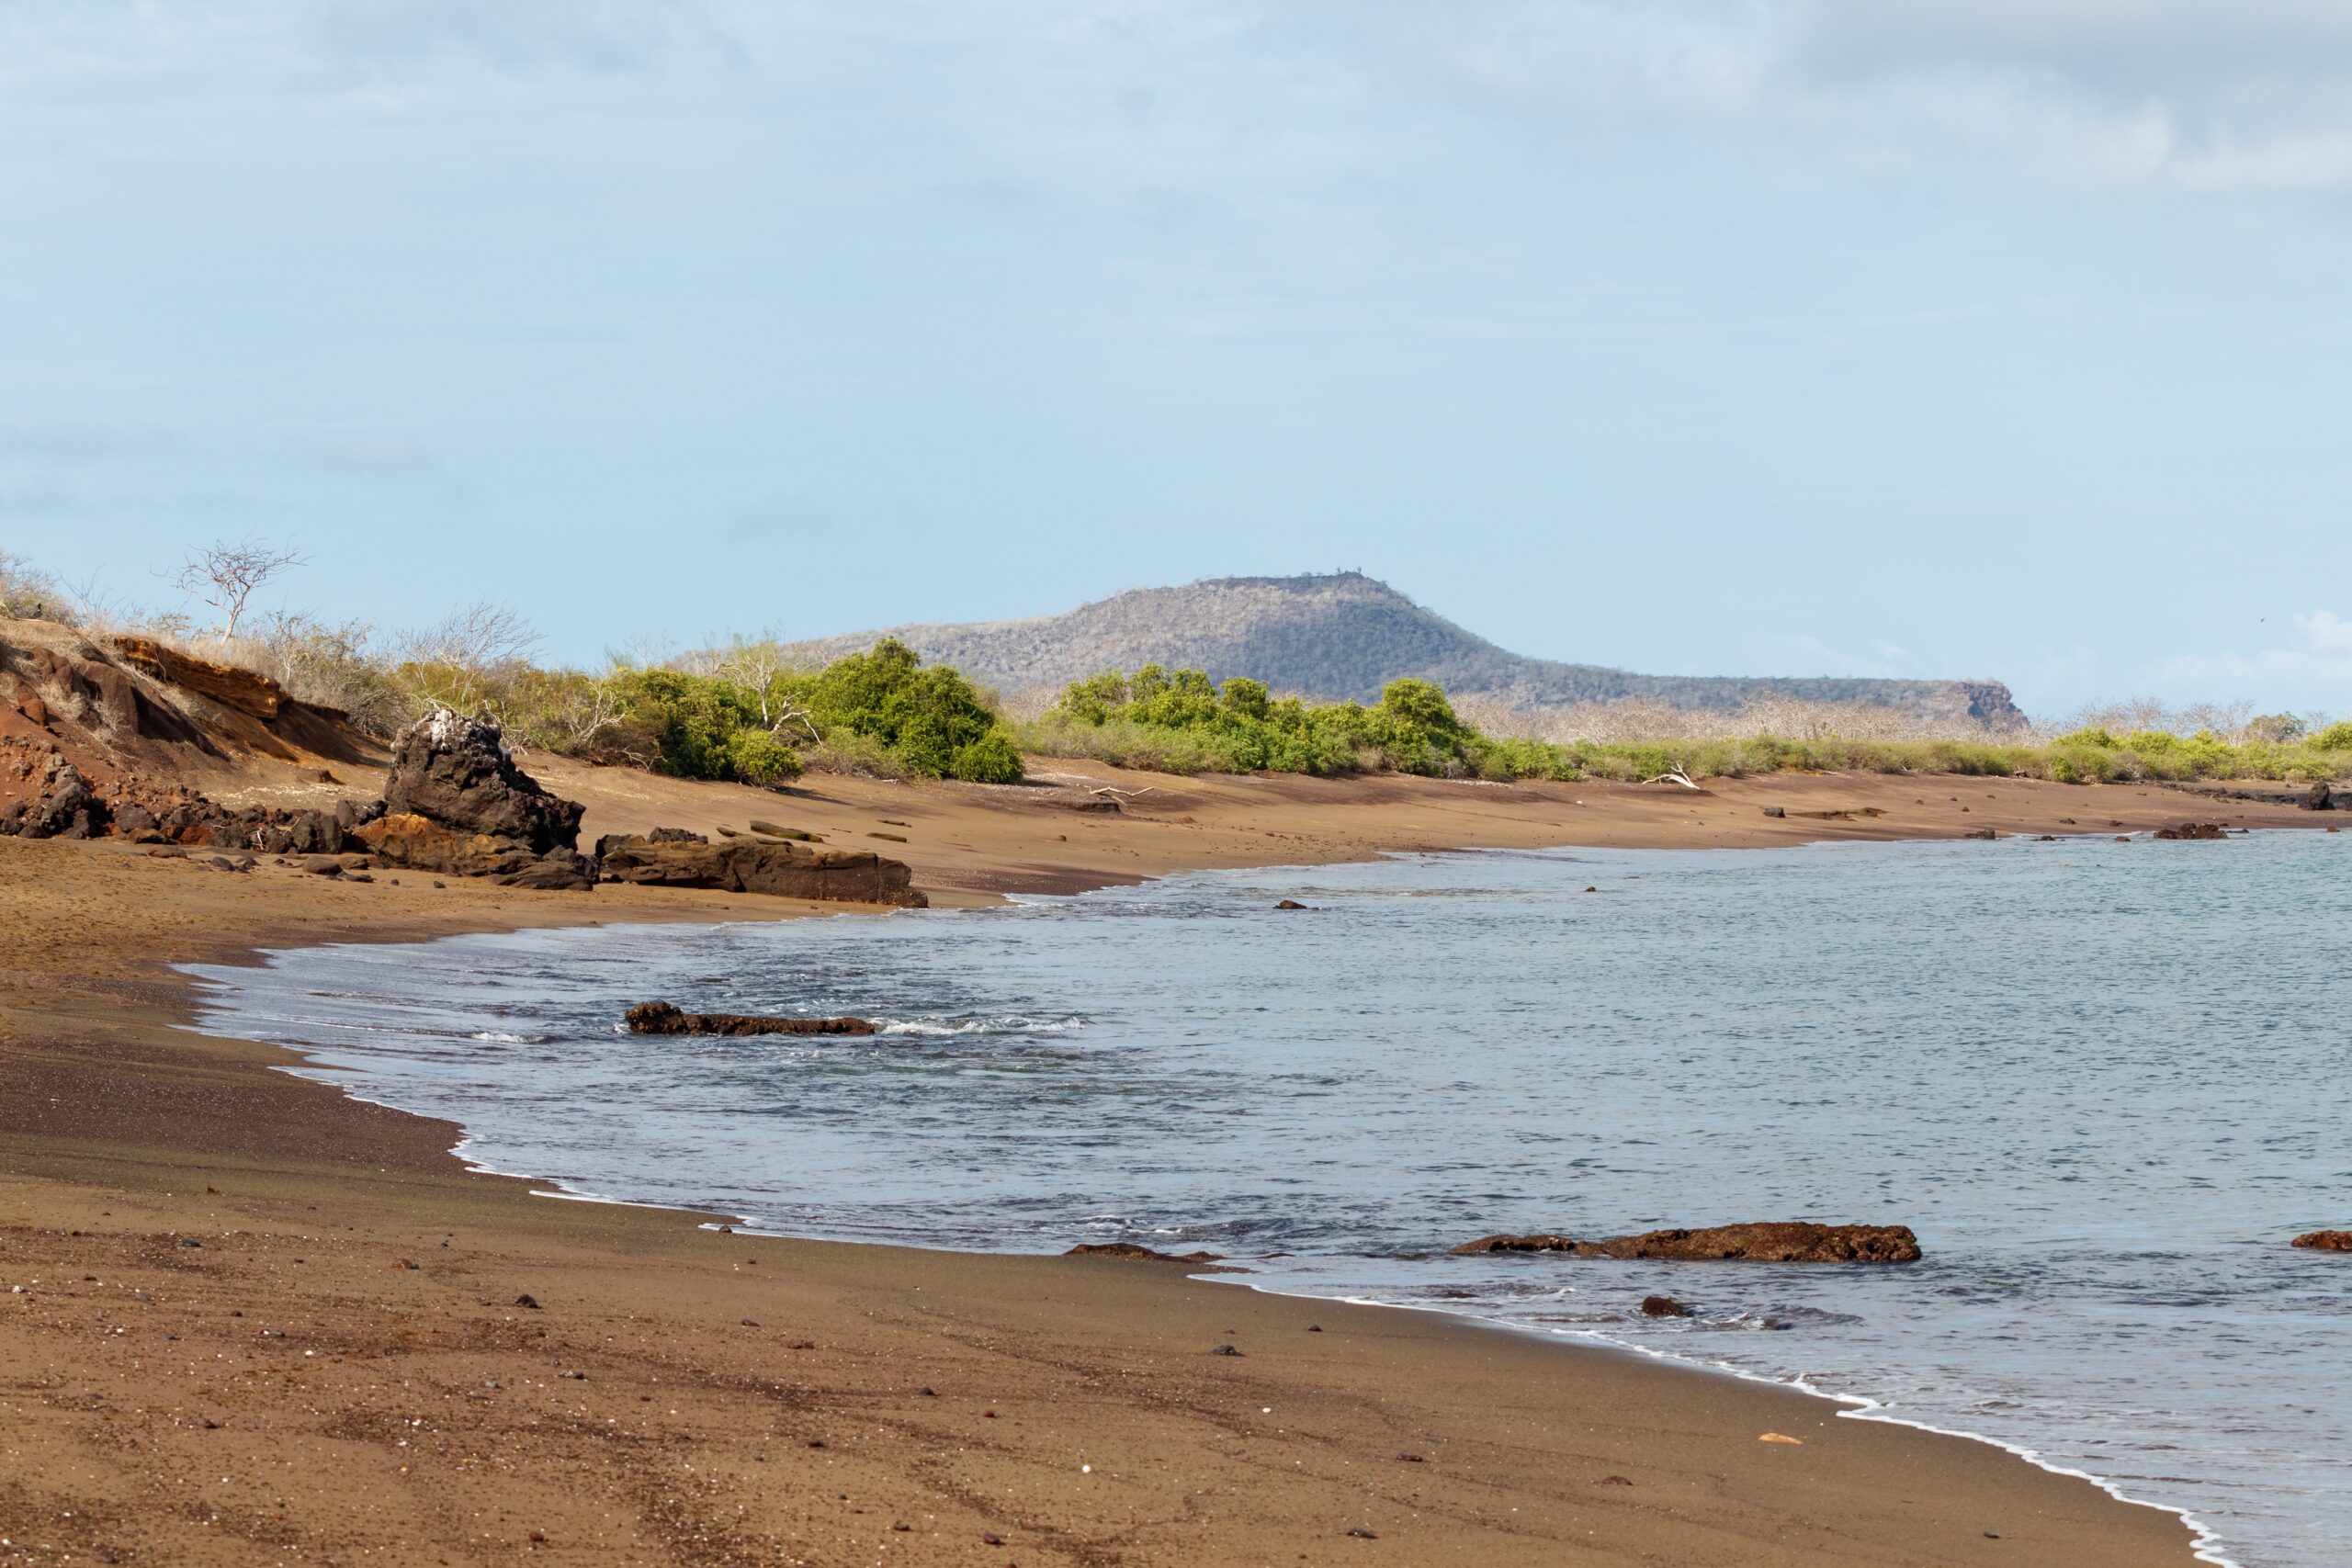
left=1425, top=0, right=2352, bottom=195
left=2147, top=611, right=2352, bottom=711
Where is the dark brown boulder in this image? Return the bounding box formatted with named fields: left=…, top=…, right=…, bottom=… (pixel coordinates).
left=356, top=813, right=595, bottom=891
left=1589, top=1223, right=1920, bottom=1263
left=2292, top=1230, right=2352, bottom=1252
left=383, top=709, right=584, bottom=854
left=596, top=834, right=924, bottom=907
left=1453, top=1223, right=1920, bottom=1263
left=2154, top=822, right=2230, bottom=840
left=623, top=1001, right=875, bottom=1037
left=1063, top=1242, right=1226, bottom=1264
left=1640, top=1294, right=1691, bottom=1317
left=7, top=755, right=103, bottom=840
left=1451, top=1234, right=1579, bottom=1255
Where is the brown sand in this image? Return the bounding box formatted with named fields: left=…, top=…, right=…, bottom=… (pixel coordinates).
left=5, top=761, right=2301, bottom=1565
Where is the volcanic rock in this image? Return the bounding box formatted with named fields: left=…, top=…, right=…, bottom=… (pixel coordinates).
left=1451, top=1234, right=1580, bottom=1255
left=5, top=754, right=102, bottom=840
left=356, top=813, right=595, bottom=891
left=595, top=833, right=925, bottom=907
left=1640, top=1294, right=1691, bottom=1317
left=2154, top=822, right=2230, bottom=840
left=623, top=1001, right=876, bottom=1037
left=383, top=709, right=583, bottom=852
left=1062, top=1242, right=1226, bottom=1264
left=111, top=636, right=285, bottom=719
left=356, top=710, right=594, bottom=888
left=1453, top=1223, right=1921, bottom=1263
left=2291, top=1230, right=2352, bottom=1252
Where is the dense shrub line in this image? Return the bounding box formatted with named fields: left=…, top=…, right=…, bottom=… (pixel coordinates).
left=1023, top=666, right=2352, bottom=785
left=10, top=542, right=2346, bottom=790
left=494, top=638, right=1023, bottom=785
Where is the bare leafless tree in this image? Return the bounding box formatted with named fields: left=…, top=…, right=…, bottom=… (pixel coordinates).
left=703, top=631, right=822, bottom=741
left=392, top=602, right=542, bottom=715
left=172, top=537, right=306, bottom=637
left=396, top=601, right=539, bottom=672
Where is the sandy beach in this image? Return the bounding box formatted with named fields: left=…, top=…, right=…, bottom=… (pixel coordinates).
left=6, top=760, right=2316, bottom=1566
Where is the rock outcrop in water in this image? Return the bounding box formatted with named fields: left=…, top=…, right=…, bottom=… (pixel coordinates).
left=624, top=1002, right=876, bottom=1037
left=356, top=710, right=595, bottom=890
left=1453, top=1223, right=1922, bottom=1263
left=2292, top=1230, right=2351, bottom=1252
left=1450, top=1233, right=1579, bottom=1255
left=1063, top=1242, right=1227, bottom=1264
left=596, top=831, right=925, bottom=907
left=2153, top=822, right=2231, bottom=840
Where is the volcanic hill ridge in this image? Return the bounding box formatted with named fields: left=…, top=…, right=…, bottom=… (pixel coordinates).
left=783, top=573, right=2022, bottom=726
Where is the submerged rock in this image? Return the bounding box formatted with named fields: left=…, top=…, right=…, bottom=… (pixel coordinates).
left=1640, top=1294, right=1691, bottom=1317
left=1453, top=1223, right=1921, bottom=1264
left=1451, top=1234, right=1578, bottom=1256
left=2291, top=1230, right=2351, bottom=1252
left=1063, top=1242, right=1226, bottom=1264
left=624, top=1001, right=876, bottom=1038
left=2154, top=822, right=2231, bottom=840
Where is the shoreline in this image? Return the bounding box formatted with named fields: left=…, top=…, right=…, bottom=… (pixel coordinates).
left=179, top=832, right=2301, bottom=1568
left=6, top=764, right=2324, bottom=1565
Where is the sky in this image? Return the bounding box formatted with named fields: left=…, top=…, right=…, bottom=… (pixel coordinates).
left=6, top=1, right=2352, bottom=717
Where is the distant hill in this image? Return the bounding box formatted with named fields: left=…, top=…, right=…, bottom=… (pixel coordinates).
left=783, top=573, right=2023, bottom=727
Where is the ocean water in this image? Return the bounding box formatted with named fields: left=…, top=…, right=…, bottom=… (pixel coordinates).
left=186, top=831, right=2352, bottom=1567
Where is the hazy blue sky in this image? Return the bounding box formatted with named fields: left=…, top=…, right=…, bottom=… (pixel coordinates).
left=6, top=2, right=2352, bottom=716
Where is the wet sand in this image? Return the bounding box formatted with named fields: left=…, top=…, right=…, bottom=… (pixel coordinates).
left=6, top=761, right=2303, bottom=1565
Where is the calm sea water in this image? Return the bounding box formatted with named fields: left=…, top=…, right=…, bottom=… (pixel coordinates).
left=187, top=832, right=2352, bottom=1568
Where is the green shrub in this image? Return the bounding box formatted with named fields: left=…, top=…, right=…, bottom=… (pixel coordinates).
left=1025, top=666, right=1577, bottom=781
left=2312, top=722, right=2352, bottom=750
left=797, top=638, right=1023, bottom=782
left=949, top=729, right=1025, bottom=784
left=727, top=728, right=803, bottom=785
